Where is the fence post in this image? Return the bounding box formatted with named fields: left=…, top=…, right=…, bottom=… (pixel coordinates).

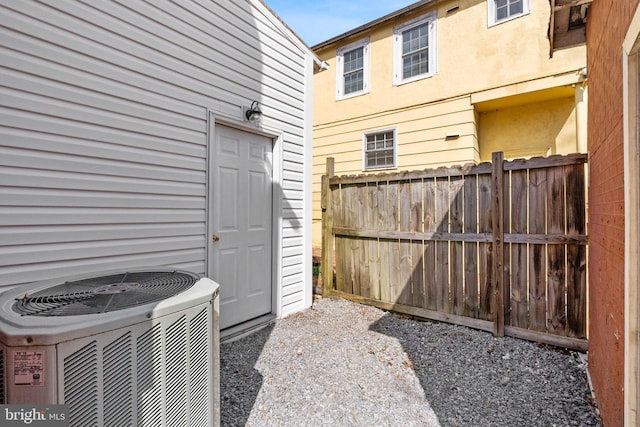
left=321, top=157, right=335, bottom=296
left=492, top=152, right=505, bottom=337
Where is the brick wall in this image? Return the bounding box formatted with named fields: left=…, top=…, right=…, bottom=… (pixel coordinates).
left=586, top=1, right=639, bottom=425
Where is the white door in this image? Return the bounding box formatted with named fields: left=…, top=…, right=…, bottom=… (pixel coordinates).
left=211, top=125, right=273, bottom=330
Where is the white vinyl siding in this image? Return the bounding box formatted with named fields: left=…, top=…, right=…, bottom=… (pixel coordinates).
left=336, top=38, right=370, bottom=99
left=488, top=0, right=530, bottom=27
left=393, top=12, right=437, bottom=86
left=0, top=0, right=312, bottom=317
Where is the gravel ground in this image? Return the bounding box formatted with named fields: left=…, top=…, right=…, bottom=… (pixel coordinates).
left=221, top=297, right=601, bottom=427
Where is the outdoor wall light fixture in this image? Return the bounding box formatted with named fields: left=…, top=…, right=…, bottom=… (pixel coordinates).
left=245, top=101, right=263, bottom=122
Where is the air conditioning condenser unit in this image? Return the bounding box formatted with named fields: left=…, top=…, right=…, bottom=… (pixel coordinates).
left=0, top=269, right=220, bottom=427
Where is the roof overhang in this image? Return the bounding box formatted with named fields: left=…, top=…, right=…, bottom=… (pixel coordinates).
left=549, top=0, right=592, bottom=57
left=311, top=0, right=444, bottom=51
left=472, top=70, right=585, bottom=112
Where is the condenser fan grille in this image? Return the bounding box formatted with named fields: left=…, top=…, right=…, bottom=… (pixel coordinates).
left=13, top=271, right=199, bottom=316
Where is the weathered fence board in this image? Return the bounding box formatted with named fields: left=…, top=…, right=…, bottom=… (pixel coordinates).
left=435, top=177, right=448, bottom=313
left=492, top=152, right=505, bottom=337
left=399, top=180, right=413, bottom=306
left=478, top=172, right=493, bottom=322
left=529, top=167, right=547, bottom=333
left=451, top=176, right=464, bottom=316
left=424, top=178, right=437, bottom=311
left=366, top=182, right=379, bottom=300
left=410, top=179, right=424, bottom=308
left=378, top=182, right=391, bottom=303
left=463, top=174, right=479, bottom=318
left=321, top=160, right=334, bottom=298
left=321, top=152, right=589, bottom=351
left=566, top=163, right=587, bottom=338
left=510, top=168, right=529, bottom=329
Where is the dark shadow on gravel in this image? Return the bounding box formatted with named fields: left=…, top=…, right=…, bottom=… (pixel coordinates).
left=369, top=313, right=602, bottom=427
left=220, top=324, right=275, bottom=427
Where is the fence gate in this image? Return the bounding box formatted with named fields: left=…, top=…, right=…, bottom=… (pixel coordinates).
left=321, top=152, right=588, bottom=351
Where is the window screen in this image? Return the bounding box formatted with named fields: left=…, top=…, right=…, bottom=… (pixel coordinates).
left=402, top=23, right=429, bottom=80
left=343, top=47, right=365, bottom=95
left=495, top=0, right=523, bottom=21
left=365, top=131, right=395, bottom=169
left=393, top=12, right=436, bottom=85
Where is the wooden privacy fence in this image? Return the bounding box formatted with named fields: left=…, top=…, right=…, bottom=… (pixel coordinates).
left=321, top=152, right=588, bottom=351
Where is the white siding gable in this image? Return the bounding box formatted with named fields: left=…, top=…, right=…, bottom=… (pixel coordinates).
left=0, top=0, right=313, bottom=319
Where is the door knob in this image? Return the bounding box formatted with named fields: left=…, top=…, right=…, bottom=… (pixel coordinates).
left=212, top=235, right=220, bottom=242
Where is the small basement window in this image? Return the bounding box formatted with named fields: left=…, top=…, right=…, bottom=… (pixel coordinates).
left=364, top=129, right=396, bottom=170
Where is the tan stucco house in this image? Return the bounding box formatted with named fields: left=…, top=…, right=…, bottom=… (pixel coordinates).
left=311, top=0, right=587, bottom=249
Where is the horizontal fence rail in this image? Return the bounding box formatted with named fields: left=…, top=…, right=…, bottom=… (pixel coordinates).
left=321, top=152, right=588, bottom=351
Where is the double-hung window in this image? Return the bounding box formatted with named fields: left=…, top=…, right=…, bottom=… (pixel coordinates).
left=488, top=0, right=530, bottom=26
left=393, top=12, right=437, bottom=86
left=364, top=129, right=396, bottom=171
left=336, top=38, right=370, bottom=99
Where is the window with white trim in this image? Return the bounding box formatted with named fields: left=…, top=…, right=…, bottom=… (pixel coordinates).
left=336, top=38, right=369, bottom=99
left=488, top=0, right=530, bottom=26
left=363, top=129, right=396, bottom=170
left=393, top=12, right=437, bottom=86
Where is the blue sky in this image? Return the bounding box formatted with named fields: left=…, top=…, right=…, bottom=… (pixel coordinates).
left=265, top=0, right=417, bottom=47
